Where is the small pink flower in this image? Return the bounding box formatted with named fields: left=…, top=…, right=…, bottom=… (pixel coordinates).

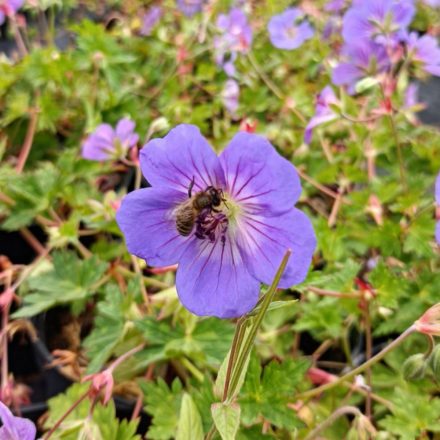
left=82, top=369, right=114, bottom=404
left=307, top=367, right=337, bottom=385
left=414, top=303, right=440, bottom=336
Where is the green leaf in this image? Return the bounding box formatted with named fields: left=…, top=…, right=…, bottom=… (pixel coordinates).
left=134, top=316, right=233, bottom=367
left=83, top=281, right=143, bottom=373
left=379, top=388, right=440, bottom=440
left=240, top=356, right=309, bottom=431
left=12, top=251, right=107, bottom=318
left=355, top=76, right=379, bottom=93
left=139, top=378, right=183, bottom=440
left=176, top=393, right=204, bottom=440
left=211, top=402, right=241, bottom=440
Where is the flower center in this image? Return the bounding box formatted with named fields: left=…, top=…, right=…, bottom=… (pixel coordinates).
left=194, top=192, right=241, bottom=243
left=285, top=25, right=298, bottom=40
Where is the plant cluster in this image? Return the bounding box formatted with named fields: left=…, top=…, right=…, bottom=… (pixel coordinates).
left=0, top=0, right=439, bottom=439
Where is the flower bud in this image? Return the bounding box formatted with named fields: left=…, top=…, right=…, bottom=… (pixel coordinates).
left=428, top=344, right=440, bottom=378
left=402, top=353, right=427, bottom=381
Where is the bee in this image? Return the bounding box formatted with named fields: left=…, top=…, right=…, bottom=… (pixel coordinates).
left=175, top=179, right=224, bottom=237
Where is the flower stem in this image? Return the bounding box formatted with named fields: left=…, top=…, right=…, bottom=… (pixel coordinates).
left=226, top=250, right=292, bottom=402
left=303, top=405, right=368, bottom=440
left=222, top=316, right=247, bottom=401
left=247, top=52, right=306, bottom=124
left=387, top=113, right=407, bottom=190
left=16, top=107, right=39, bottom=173
left=44, top=390, right=90, bottom=439
left=298, top=325, right=416, bottom=401
left=109, top=343, right=144, bottom=372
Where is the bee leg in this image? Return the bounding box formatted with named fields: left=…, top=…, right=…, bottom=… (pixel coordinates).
left=219, top=189, right=228, bottom=208
left=188, top=176, right=195, bottom=198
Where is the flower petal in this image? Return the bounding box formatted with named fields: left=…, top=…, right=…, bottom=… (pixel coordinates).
left=236, top=207, right=316, bottom=287
left=0, top=402, right=36, bottom=440
left=176, top=234, right=260, bottom=318
left=81, top=124, right=115, bottom=161
left=304, top=113, right=337, bottom=143
left=332, top=63, right=361, bottom=86
left=140, top=124, right=225, bottom=195
left=220, top=132, right=301, bottom=215
left=116, top=187, right=191, bottom=266
left=115, top=118, right=139, bottom=147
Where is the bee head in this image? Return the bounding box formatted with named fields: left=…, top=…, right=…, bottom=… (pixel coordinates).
left=208, top=187, right=222, bottom=207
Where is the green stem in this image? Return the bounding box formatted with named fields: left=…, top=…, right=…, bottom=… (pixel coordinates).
left=298, top=325, right=416, bottom=401
left=180, top=357, right=204, bottom=383
left=247, top=52, right=306, bottom=124
left=205, top=424, right=216, bottom=440
left=387, top=113, right=407, bottom=190
left=303, top=406, right=369, bottom=440
left=423, top=334, right=435, bottom=359
left=222, top=317, right=247, bottom=401
left=226, top=250, right=292, bottom=402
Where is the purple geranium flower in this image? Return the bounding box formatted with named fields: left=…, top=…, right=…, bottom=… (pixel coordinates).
left=267, top=7, right=314, bottom=50
left=0, top=401, right=36, bottom=440
left=82, top=118, right=139, bottom=162
left=116, top=125, right=316, bottom=318
left=436, top=172, right=440, bottom=243
left=332, top=41, right=390, bottom=90
left=140, top=6, right=162, bottom=36
left=406, top=32, right=440, bottom=77
left=404, top=82, right=419, bottom=108
left=0, top=0, right=24, bottom=25
left=214, top=8, right=252, bottom=76
left=342, top=0, right=415, bottom=48
left=222, top=79, right=240, bottom=114
left=325, top=0, right=347, bottom=12
left=304, top=86, right=339, bottom=144
left=176, top=0, right=207, bottom=17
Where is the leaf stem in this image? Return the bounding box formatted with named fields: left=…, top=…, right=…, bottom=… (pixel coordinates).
left=16, top=107, right=39, bottom=173
left=298, top=325, right=416, bottom=401
left=247, top=52, right=306, bottom=124
left=43, top=390, right=90, bottom=439
left=303, top=405, right=372, bottom=440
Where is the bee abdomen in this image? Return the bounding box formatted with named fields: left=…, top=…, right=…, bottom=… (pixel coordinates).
left=176, top=220, right=194, bottom=236
left=175, top=207, right=195, bottom=236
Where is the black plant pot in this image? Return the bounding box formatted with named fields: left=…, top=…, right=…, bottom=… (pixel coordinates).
left=8, top=316, right=150, bottom=436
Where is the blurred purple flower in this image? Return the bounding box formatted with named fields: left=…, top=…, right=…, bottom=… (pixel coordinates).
left=305, top=86, right=339, bottom=143
left=342, top=0, right=415, bottom=48
left=406, top=32, right=440, bottom=76
left=140, top=6, right=162, bottom=36
left=116, top=124, right=316, bottom=318
left=0, top=0, right=24, bottom=25
left=267, top=8, right=314, bottom=50
left=436, top=172, right=440, bottom=243
left=82, top=118, right=139, bottom=162
left=323, top=17, right=341, bottom=40
left=176, top=0, right=207, bottom=17
left=0, top=401, right=36, bottom=440
left=222, top=79, right=240, bottom=114
left=404, top=83, right=419, bottom=108
left=332, top=41, right=390, bottom=90
left=214, top=8, right=252, bottom=76
left=325, top=0, right=346, bottom=12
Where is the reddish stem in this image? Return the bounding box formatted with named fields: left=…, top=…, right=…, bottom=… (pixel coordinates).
left=16, top=108, right=39, bottom=173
